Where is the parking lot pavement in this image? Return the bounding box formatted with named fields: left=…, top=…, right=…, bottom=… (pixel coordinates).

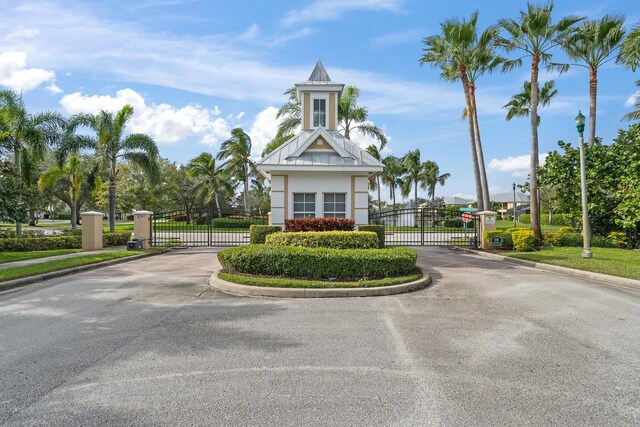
left=1, top=247, right=638, bottom=426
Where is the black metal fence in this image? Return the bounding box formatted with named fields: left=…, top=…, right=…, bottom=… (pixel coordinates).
left=369, top=208, right=479, bottom=247
left=152, top=207, right=267, bottom=247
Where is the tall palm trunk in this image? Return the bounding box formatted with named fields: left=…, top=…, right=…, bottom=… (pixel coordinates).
left=589, top=68, right=597, bottom=147
left=70, top=193, right=77, bottom=232
left=469, top=83, right=491, bottom=210
left=215, top=192, right=222, bottom=218
left=243, top=162, right=250, bottom=213
left=529, top=53, right=542, bottom=243
left=376, top=176, right=382, bottom=212
left=14, top=142, right=22, bottom=236
left=414, top=177, right=418, bottom=207
left=108, top=159, right=117, bottom=233
left=459, top=66, right=484, bottom=211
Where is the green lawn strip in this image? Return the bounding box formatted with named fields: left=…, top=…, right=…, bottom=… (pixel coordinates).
left=495, top=219, right=562, bottom=231
left=504, top=247, right=640, bottom=281
left=218, top=271, right=423, bottom=289
left=0, top=249, right=83, bottom=264
left=0, top=251, right=146, bottom=282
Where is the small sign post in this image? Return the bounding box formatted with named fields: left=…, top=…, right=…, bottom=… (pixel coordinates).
left=491, top=236, right=502, bottom=247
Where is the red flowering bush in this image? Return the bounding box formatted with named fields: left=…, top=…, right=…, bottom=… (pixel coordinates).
left=285, top=218, right=355, bottom=232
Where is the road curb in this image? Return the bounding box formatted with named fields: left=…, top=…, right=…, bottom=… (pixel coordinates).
left=454, top=247, right=640, bottom=291
left=209, top=269, right=431, bottom=298
left=0, top=249, right=171, bottom=293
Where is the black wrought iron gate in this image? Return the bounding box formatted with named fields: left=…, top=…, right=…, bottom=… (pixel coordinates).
left=368, top=208, right=479, bottom=247
left=151, top=207, right=267, bottom=247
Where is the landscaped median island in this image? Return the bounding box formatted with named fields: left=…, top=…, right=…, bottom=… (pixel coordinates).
left=213, top=220, right=426, bottom=296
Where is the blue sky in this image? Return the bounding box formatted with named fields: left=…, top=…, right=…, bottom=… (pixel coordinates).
left=1, top=0, right=638, bottom=200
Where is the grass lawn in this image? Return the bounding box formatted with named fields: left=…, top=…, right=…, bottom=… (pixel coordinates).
left=0, top=249, right=82, bottom=264
left=504, top=247, right=640, bottom=281
left=0, top=250, right=145, bottom=282
left=218, top=271, right=423, bottom=288
left=495, top=219, right=562, bottom=232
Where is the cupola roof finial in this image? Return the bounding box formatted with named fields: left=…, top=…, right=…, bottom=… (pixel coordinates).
left=308, top=60, right=331, bottom=82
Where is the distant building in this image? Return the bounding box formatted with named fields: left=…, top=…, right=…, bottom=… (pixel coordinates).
left=490, top=192, right=530, bottom=219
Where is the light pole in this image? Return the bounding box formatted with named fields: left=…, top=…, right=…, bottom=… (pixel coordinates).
left=512, top=182, right=517, bottom=228
left=576, top=111, right=592, bottom=259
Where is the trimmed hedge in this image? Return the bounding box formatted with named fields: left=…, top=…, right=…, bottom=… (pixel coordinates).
left=285, top=218, right=355, bottom=232
left=217, top=245, right=417, bottom=279
left=608, top=231, right=628, bottom=248
left=358, top=225, right=385, bottom=247
left=0, top=229, right=46, bottom=238
left=0, top=231, right=132, bottom=252
left=512, top=229, right=534, bottom=251
left=265, top=231, right=379, bottom=249
left=519, top=213, right=574, bottom=226
left=519, top=214, right=531, bottom=224
left=483, top=230, right=514, bottom=249
left=249, top=225, right=282, bottom=244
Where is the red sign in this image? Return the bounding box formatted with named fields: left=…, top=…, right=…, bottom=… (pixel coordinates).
left=461, top=212, right=474, bottom=223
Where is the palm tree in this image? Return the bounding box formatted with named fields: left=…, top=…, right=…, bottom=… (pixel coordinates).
left=618, top=22, right=640, bottom=71
left=496, top=3, right=582, bottom=243
left=65, top=105, right=159, bottom=232
left=366, top=145, right=383, bottom=212
left=420, top=12, right=490, bottom=210
left=622, top=80, right=640, bottom=122
left=381, top=155, right=402, bottom=208
left=422, top=161, right=450, bottom=203
left=504, top=80, right=558, bottom=125
left=262, top=132, right=294, bottom=158
left=275, top=85, right=387, bottom=148
left=548, top=15, right=626, bottom=146
left=0, top=89, right=63, bottom=235
left=400, top=149, right=426, bottom=207
left=217, top=128, right=253, bottom=213
left=186, top=153, right=232, bottom=218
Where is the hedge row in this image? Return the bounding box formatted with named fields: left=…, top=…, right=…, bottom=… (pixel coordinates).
left=484, top=228, right=629, bottom=251
left=249, top=225, right=282, bottom=244
left=217, top=245, right=417, bottom=279
left=0, top=231, right=132, bottom=252
left=265, top=231, right=379, bottom=249
left=358, top=225, right=385, bottom=247
left=284, top=218, right=355, bottom=232
left=212, top=218, right=264, bottom=229
left=519, top=213, right=573, bottom=226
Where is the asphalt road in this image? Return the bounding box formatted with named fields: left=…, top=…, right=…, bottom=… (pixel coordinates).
left=0, top=247, right=638, bottom=426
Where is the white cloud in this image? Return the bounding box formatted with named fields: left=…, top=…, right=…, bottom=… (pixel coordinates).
left=282, top=0, right=403, bottom=26
left=0, top=51, right=55, bottom=91
left=488, top=153, right=548, bottom=177
left=247, top=107, right=280, bottom=158
left=371, top=29, right=424, bottom=47
left=625, top=91, right=639, bottom=107
left=345, top=122, right=390, bottom=153
left=45, top=83, right=63, bottom=94
left=60, top=88, right=232, bottom=145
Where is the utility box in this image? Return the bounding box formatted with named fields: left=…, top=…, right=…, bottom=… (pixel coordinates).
left=127, top=239, right=143, bottom=251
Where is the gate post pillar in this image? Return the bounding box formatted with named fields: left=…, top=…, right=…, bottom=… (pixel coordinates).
left=81, top=211, right=103, bottom=251
left=133, top=210, right=153, bottom=249
left=477, top=211, right=497, bottom=249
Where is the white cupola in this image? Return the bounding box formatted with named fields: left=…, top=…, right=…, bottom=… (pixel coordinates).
left=295, top=60, right=344, bottom=131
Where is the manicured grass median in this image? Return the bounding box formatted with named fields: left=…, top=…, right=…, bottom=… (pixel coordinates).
left=0, top=249, right=82, bottom=264
left=504, top=247, right=640, bottom=281
left=218, top=271, right=423, bottom=288
left=0, top=251, right=144, bottom=282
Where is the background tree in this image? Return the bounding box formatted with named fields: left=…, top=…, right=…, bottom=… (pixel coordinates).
left=381, top=155, right=403, bottom=208
left=622, top=80, right=640, bottom=122
left=67, top=105, right=159, bottom=232
left=618, top=21, right=640, bottom=71
left=549, top=15, right=626, bottom=146
left=503, top=80, right=558, bottom=124
left=187, top=152, right=232, bottom=218
left=217, top=128, right=254, bottom=213
left=366, top=145, right=383, bottom=211
left=496, top=2, right=582, bottom=243
left=0, top=89, right=63, bottom=235
left=400, top=149, right=426, bottom=207
left=422, top=160, right=450, bottom=202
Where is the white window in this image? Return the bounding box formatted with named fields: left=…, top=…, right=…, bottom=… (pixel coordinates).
left=313, top=98, right=326, bottom=127
left=293, top=193, right=316, bottom=218
left=324, top=193, right=346, bottom=218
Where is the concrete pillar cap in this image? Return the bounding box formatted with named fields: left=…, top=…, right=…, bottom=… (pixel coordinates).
left=477, top=211, right=497, bottom=215
left=81, top=211, right=103, bottom=216
left=134, top=210, right=154, bottom=215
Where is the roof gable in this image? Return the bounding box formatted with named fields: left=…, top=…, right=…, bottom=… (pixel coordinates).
left=288, top=127, right=352, bottom=159
left=308, top=60, right=331, bottom=82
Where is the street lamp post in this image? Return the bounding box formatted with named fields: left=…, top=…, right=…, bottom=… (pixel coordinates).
left=576, top=111, right=593, bottom=259
left=512, top=182, right=517, bottom=228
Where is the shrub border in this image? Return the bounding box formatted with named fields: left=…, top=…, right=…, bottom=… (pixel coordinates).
left=209, top=269, right=430, bottom=298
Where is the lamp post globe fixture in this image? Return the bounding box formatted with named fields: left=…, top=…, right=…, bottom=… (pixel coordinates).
left=576, top=110, right=592, bottom=259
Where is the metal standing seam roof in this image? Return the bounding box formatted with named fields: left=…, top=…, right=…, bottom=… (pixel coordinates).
left=256, top=129, right=384, bottom=169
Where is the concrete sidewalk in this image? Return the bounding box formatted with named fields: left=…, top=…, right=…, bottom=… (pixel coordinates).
left=0, top=247, right=125, bottom=270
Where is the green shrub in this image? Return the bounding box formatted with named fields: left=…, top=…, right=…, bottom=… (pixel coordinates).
left=507, top=227, right=528, bottom=233
left=512, top=229, right=535, bottom=251
left=607, top=231, right=629, bottom=248
left=265, top=231, right=379, bottom=249
left=217, top=245, right=417, bottom=279
left=591, top=236, right=615, bottom=248
left=0, top=229, right=47, bottom=238
left=550, top=214, right=573, bottom=226
left=212, top=218, right=264, bottom=229
left=544, top=231, right=563, bottom=246
left=559, top=227, right=576, bottom=233
left=519, top=214, right=531, bottom=224
left=0, top=231, right=132, bottom=252
left=358, top=225, right=385, bottom=247
left=483, top=230, right=513, bottom=249
left=249, top=225, right=282, bottom=244
left=443, top=218, right=464, bottom=228
left=558, top=232, right=583, bottom=247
